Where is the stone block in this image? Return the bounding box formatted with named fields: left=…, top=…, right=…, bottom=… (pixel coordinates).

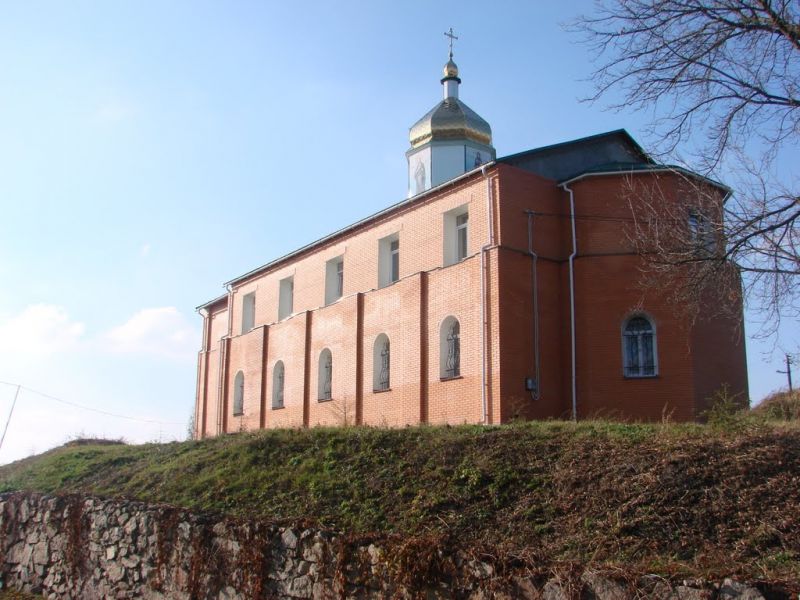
left=32, top=542, right=49, bottom=565
left=719, top=579, right=765, bottom=600
left=581, top=571, right=627, bottom=600
left=106, top=563, right=126, bottom=583
left=289, top=574, right=314, bottom=598
left=282, top=527, right=299, bottom=550
left=673, top=586, right=712, bottom=599
left=303, top=540, right=325, bottom=563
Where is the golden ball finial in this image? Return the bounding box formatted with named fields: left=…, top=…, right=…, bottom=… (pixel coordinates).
left=443, top=58, right=459, bottom=79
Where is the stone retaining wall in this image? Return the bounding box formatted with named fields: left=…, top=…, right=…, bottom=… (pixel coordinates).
left=0, top=492, right=787, bottom=599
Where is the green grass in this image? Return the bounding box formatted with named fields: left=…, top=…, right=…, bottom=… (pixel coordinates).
left=1, top=419, right=799, bottom=580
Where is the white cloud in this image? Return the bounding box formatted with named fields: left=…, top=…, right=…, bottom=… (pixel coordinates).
left=105, top=307, right=198, bottom=360
left=140, top=243, right=151, bottom=257
left=0, top=304, right=85, bottom=356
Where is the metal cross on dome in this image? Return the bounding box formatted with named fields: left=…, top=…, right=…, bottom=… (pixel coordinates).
left=444, top=27, right=458, bottom=58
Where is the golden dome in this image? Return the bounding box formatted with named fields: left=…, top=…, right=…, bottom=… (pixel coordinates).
left=409, top=98, right=492, bottom=148
left=443, top=58, right=459, bottom=79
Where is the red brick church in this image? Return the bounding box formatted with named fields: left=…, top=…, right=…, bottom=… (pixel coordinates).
left=193, top=50, right=748, bottom=438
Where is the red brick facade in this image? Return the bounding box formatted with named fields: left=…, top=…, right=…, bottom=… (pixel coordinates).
left=194, top=161, right=748, bottom=438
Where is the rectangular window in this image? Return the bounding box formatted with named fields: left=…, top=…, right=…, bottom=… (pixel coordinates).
left=278, top=276, right=294, bottom=320
left=378, top=233, right=400, bottom=288
left=241, top=292, right=255, bottom=334
left=456, top=213, right=469, bottom=261
left=443, top=205, right=469, bottom=266
left=689, top=210, right=714, bottom=252
left=390, top=239, right=400, bottom=282
left=325, top=256, right=344, bottom=305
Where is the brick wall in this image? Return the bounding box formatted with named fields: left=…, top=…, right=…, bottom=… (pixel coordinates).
left=196, top=174, right=494, bottom=434
left=194, top=164, right=749, bottom=436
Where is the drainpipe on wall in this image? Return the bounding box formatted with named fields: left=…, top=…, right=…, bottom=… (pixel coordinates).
left=559, top=183, right=578, bottom=422
left=524, top=211, right=541, bottom=401
left=217, top=283, right=234, bottom=435
left=480, top=163, right=496, bottom=425
left=196, top=306, right=211, bottom=440
left=225, top=283, right=235, bottom=337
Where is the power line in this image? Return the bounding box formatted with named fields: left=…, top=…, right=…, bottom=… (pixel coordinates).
left=0, top=385, right=21, bottom=452
left=0, top=381, right=184, bottom=426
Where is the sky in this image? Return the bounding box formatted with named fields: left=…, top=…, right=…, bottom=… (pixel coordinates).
left=0, top=1, right=796, bottom=463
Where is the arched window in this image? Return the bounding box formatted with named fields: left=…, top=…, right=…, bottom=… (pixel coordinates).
left=318, top=348, right=332, bottom=401
left=439, top=316, right=461, bottom=379
left=233, top=370, right=245, bottom=415
left=623, top=315, right=657, bottom=377
left=272, top=361, right=285, bottom=409
left=373, top=334, right=390, bottom=391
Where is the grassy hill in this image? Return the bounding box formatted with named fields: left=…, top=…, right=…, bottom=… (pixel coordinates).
left=1, top=417, right=799, bottom=582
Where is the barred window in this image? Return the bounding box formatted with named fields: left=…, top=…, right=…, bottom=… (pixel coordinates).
left=623, top=316, right=657, bottom=377
left=373, top=334, right=390, bottom=391
left=318, top=349, right=332, bottom=401
left=440, top=316, right=461, bottom=379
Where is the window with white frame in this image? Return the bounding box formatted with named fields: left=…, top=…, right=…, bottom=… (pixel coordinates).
left=623, top=315, right=658, bottom=377
left=241, top=292, right=255, bottom=334
left=373, top=334, right=390, bottom=391
left=325, top=256, right=344, bottom=305
left=272, top=361, right=285, bottom=409
left=443, top=205, right=469, bottom=266
left=233, top=370, right=245, bottom=415
left=456, top=213, right=469, bottom=261
left=439, top=316, right=461, bottom=378
left=378, top=234, right=400, bottom=288
left=391, top=239, right=399, bottom=282
left=278, top=276, right=294, bottom=320
left=318, top=348, right=332, bottom=400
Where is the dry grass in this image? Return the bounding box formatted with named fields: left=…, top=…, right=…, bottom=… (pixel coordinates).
left=0, top=590, right=45, bottom=599
left=753, top=390, right=800, bottom=421
left=1, top=420, right=798, bottom=582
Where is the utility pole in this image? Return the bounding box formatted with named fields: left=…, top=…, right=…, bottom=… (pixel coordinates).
left=777, top=354, right=794, bottom=393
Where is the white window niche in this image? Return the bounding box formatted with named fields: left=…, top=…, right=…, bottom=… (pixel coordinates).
left=378, top=233, right=400, bottom=288
left=241, top=292, right=256, bottom=334
left=278, top=276, right=294, bottom=320
left=325, top=256, right=344, bottom=305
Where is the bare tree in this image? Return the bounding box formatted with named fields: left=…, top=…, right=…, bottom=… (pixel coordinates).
left=187, top=404, right=197, bottom=441
left=573, top=0, right=800, bottom=328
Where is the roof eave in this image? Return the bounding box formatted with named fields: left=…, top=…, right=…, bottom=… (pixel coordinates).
left=224, top=162, right=498, bottom=288
left=196, top=293, right=229, bottom=313
left=558, top=165, right=732, bottom=196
